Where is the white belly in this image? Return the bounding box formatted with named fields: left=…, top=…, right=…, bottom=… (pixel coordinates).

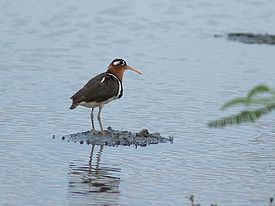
left=79, top=97, right=115, bottom=108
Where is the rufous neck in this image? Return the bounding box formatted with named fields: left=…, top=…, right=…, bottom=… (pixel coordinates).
left=107, top=68, right=124, bottom=81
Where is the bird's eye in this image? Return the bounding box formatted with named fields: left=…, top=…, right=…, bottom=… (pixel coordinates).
left=120, top=61, right=125, bottom=66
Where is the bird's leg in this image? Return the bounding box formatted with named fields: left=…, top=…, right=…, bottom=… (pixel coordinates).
left=90, top=108, right=96, bottom=133
left=97, top=106, right=104, bottom=134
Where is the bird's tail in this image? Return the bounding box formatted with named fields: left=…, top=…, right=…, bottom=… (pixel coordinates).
left=70, top=104, right=77, bottom=110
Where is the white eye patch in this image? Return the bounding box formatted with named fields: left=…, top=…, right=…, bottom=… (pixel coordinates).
left=112, top=60, right=125, bottom=66
left=113, top=60, right=121, bottom=66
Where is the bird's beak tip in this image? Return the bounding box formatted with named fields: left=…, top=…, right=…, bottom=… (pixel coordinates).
left=126, top=65, right=142, bottom=75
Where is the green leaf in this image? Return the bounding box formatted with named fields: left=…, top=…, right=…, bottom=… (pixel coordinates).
left=221, top=97, right=251, bottom=110
left=208, top=103, right=275, bottom=128
left=247, top=84, right=271, bottom=98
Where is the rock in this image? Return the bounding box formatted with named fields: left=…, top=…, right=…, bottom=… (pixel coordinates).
left=138, top=128, right=149, bottom=137
left=54, top=128, right=173, bottom=147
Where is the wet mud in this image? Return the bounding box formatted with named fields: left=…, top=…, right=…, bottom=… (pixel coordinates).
left=53, top=127, right=173, bottom=147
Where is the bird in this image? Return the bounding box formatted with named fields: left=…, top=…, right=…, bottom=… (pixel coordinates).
left=70, top=58, right=142, bottom=134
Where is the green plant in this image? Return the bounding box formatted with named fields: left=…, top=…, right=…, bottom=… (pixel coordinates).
left=208, top=84, right=275, bottom=128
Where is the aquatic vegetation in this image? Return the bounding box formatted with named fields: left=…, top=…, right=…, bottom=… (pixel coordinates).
left=227, top=33, right=275, bottom=45
left=208, top=85, right=275, bottom=128
left=270, top=198, right=274, bottom=206
left=215, top=33, right=275, bottom=45
left=187, top=194, right=201, bottom=206
left=187, top=194, right=274, bottom=206
left=187, top=195, right=217, bottom=206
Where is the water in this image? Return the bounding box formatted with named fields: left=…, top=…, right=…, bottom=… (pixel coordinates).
left=1, top=0, right=275, bottom=205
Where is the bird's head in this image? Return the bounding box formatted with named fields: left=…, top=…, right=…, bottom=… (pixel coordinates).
left=107, top=59, right=142, bottom=80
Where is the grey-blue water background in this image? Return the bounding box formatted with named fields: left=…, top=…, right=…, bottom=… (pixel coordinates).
left=1, top=0, right=275, bottom=205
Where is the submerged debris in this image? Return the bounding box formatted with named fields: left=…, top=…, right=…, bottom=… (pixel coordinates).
left=214, top=33, right=275, bottom=45
left=54, top=127, right=173, bottom=147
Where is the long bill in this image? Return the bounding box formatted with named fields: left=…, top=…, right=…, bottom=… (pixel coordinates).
left=126, top=65, right=142, bottom=75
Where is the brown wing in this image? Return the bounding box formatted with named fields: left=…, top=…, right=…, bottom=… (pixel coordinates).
left=70, top=72, right=119, bottom=105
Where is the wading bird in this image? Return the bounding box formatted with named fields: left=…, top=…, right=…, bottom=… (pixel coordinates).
left=70, top=59, right=142, bottom=134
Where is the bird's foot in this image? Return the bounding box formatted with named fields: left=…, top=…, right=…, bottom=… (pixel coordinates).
left=100, top=130, right=106, bottom=135
left=100, top=129, right=112, bottom=135
left=91, top=129, right=97, bottom=135
left=91, top=129, right=108, bottom=135
left=91, top=129, right=108, bottom=136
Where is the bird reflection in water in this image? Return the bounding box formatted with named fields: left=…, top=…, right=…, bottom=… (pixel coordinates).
left=68, top=145, right=121, bottom=205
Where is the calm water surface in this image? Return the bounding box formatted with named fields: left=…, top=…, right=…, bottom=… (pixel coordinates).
left=1, top=0, right=275, bottom=205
